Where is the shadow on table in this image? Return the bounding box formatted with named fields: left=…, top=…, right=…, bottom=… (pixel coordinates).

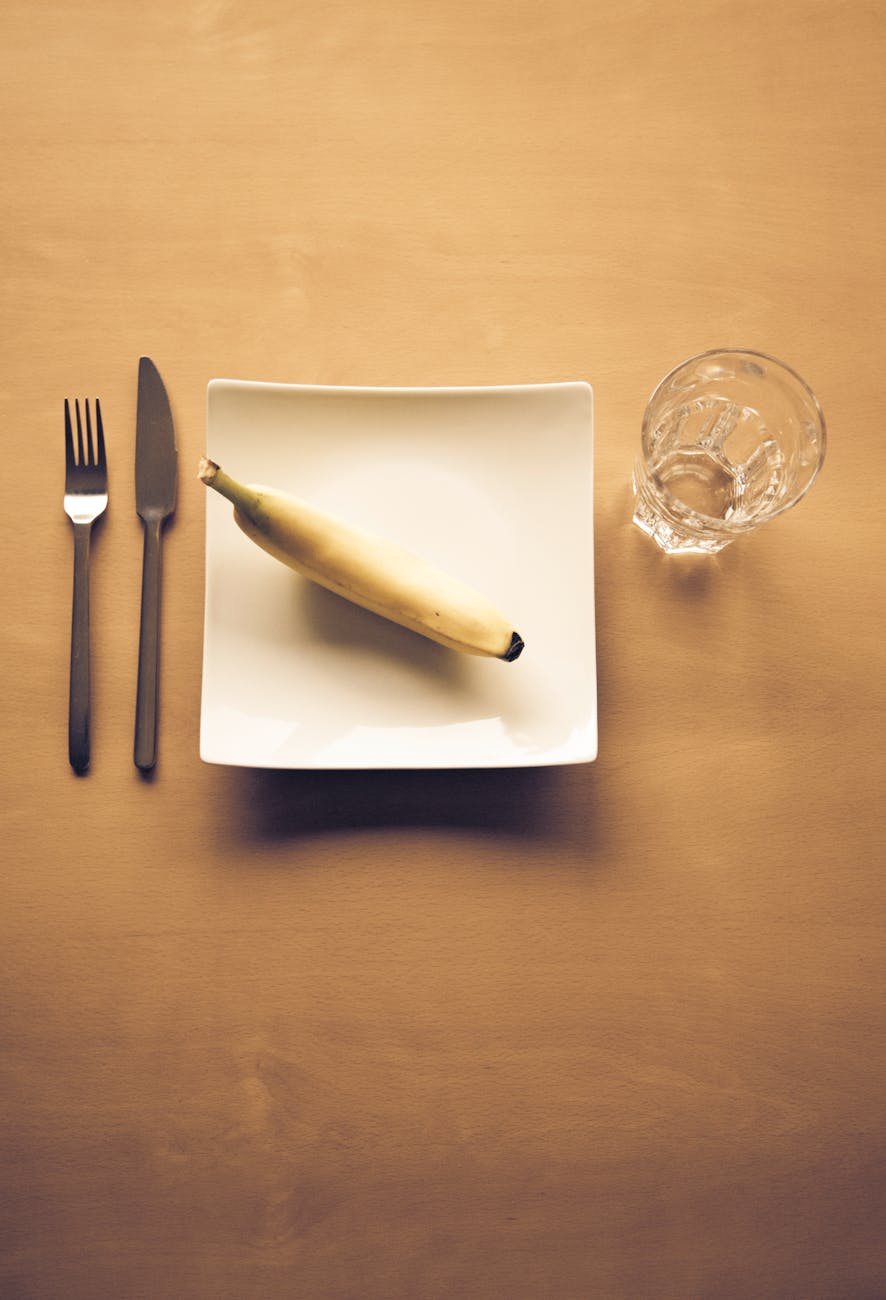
left=212, top=761, right=603, bottom=849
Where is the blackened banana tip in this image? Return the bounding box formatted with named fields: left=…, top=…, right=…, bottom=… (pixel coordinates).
left=502, top=631, right=525, bottom=662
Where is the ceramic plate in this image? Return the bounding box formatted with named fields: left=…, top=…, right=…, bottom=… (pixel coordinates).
left=200, top=380, right=596, bottom=768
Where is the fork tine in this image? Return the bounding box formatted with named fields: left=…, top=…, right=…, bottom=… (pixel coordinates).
left=84, top=399, right=94, bottom=466
left=75, top=398, right=85, bottom=465
left=95, top=398, right=106, bottom=470
left=64, top=398, right=75, bottom=470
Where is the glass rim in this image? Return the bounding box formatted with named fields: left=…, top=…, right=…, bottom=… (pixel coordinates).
left=640, top=348, right=827, bottom=527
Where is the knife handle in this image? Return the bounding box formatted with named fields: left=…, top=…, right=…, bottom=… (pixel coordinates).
left=69, top=522, right=92, bottom=773
left=134, top=516, right=163, bottom=772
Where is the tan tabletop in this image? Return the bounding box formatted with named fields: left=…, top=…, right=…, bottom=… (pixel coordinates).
left=2, top=2, right=885, bottom=1297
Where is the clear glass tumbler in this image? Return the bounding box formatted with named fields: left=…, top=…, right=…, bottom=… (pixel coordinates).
left=632, top=349, right=826, bottom=554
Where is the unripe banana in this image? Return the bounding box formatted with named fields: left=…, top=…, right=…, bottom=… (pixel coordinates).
left=199, top=458, right=524, bottom=661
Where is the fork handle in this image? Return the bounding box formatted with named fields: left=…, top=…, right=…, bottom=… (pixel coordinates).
left=69, top=521, right=92, bottom=773
left=134, top=516, right=164, bottom=772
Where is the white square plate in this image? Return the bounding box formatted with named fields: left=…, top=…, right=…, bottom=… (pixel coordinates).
left=200, top=380, right=596, bottom=768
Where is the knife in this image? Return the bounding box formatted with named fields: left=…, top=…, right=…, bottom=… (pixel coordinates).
left=134, top=356, right=177, bottom=771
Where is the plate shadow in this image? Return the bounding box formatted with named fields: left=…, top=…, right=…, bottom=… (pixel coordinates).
left=210, top=761, right=604, bottom=852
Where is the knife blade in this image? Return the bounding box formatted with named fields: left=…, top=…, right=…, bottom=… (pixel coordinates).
left=134, top=356, right=177, bottom=771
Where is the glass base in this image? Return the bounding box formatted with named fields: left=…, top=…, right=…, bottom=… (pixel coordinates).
left=632, top=475, right=735, bottom=555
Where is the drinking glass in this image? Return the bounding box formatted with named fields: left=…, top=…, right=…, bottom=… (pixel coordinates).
left=632, top=349, right=826, bottom=554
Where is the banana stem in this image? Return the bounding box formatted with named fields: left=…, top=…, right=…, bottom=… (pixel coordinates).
left=198, top=458, right=263, bottom=519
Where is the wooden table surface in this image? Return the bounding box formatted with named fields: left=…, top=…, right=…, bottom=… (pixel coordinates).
left=2, top=2, right=885, bottom=1297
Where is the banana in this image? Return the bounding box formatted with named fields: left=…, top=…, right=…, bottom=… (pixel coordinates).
left=199, top=458, right=524, bottom=661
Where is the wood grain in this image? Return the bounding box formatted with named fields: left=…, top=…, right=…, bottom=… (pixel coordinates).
left=1, top=1, right=885, bottom=1296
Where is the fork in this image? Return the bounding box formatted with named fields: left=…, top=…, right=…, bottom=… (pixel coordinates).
left=64, top=398, right=108, bottom=773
